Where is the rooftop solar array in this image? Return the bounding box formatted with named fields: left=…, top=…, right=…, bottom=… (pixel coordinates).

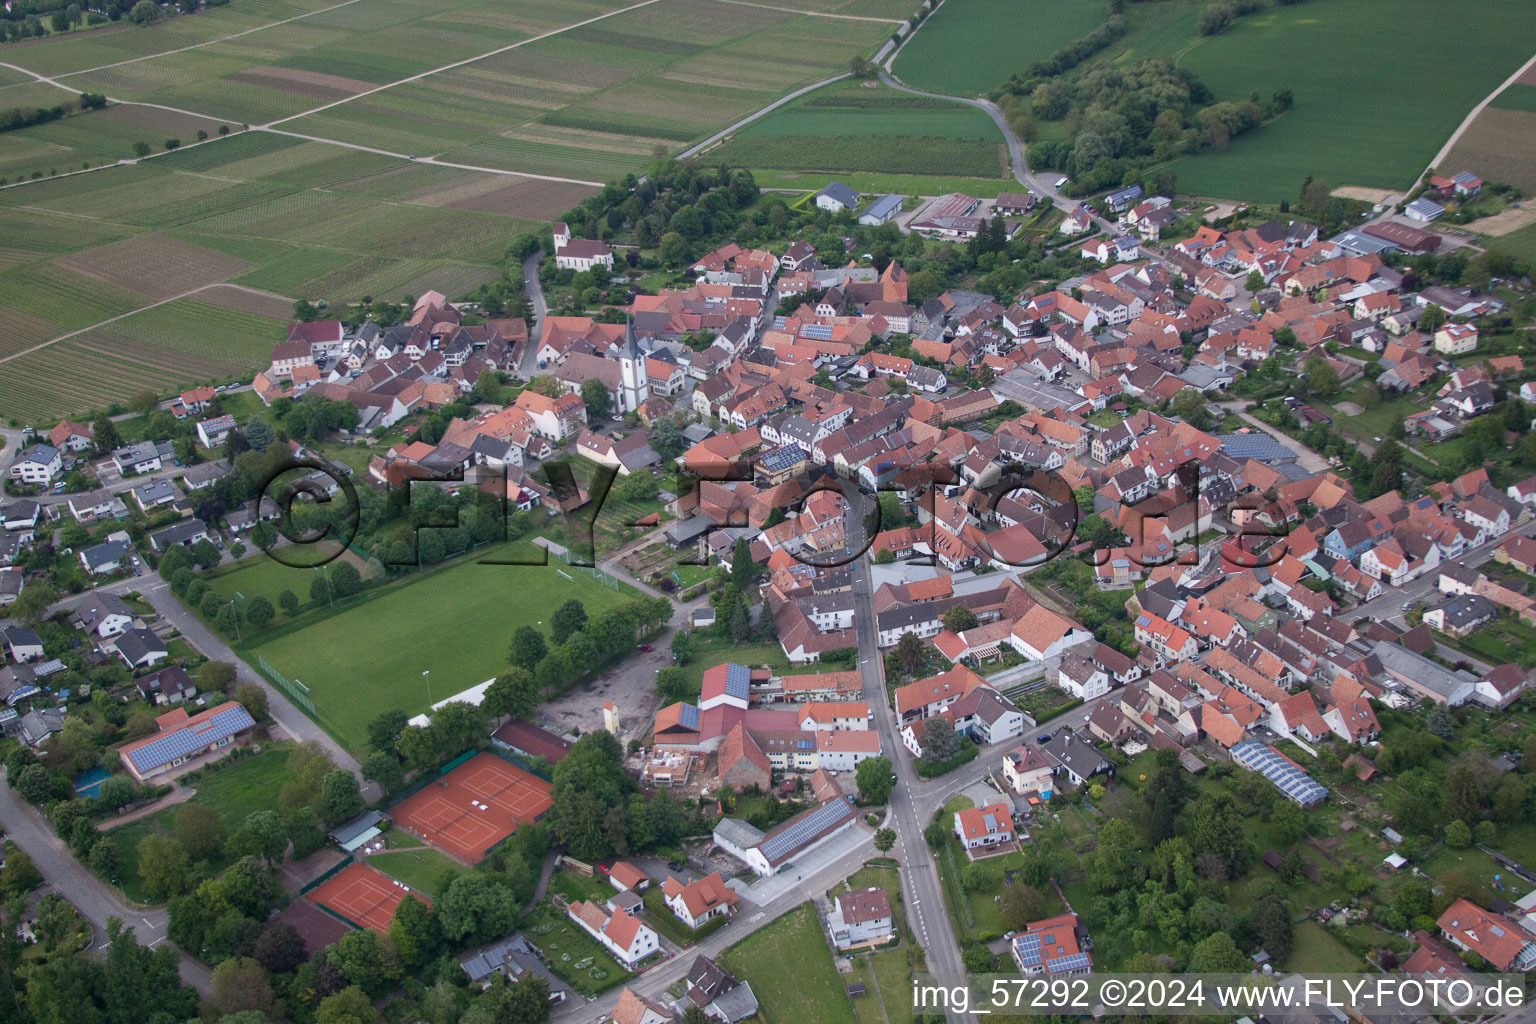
left=757, top=795, right=854, bottom=864
left=724, top=663, right=751, bottom=700
left=124, top=704, right=256, bottom=772
left=759, top=445, right=805, bottom=473
left=1231, top=740, right=1327, bottom=806
left=1216, top=433, right=1298, bottom=462
left=678, top=703, right=701, bottom=730
left=1012, top=933, right=1090, bottom=974
left=799, top=323, right=834, bottom=341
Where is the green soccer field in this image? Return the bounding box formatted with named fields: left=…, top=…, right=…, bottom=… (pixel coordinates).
left=244, top=544, right=638, bottom=754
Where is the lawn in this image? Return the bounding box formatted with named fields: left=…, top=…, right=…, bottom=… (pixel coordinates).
left=639, top=885, right=729, bottom=946
left=1283, top=920, right=1364, bottom=974
left=521, top=906, right=631, bottom=997
left=680, top=639, right=793, bottom=694
left=892, top=0, right=1104, bottom=97
left=1440, top=618, right=1536, bottom=669
left=244, top=541, right=639, bottom=754
left=1164, top=0, right=1536, bottom=200
left=720, top=902, right=856, bottom=1024
left=366, top=846, right=471, bottom=896
left=105, top=743, right=302, bottom=903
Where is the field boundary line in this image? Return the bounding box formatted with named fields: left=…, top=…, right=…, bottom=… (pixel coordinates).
left=713, top=0, right=906, bottom=22
left=45, top=0, right=368, bottom=83
left=1427, top=48, right=1536, bottom=177
left=677, top=71, right=850, bottom=160
left=260, top=0, right=668, bottom=130
left=257, top=127, right=606, bottom=186
left=0, top=282, right=291, bottom=366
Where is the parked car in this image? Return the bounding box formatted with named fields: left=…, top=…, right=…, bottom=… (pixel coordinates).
left=667, top=860, right=686, bottom=872
left=637, top=643, right=652, bottom=652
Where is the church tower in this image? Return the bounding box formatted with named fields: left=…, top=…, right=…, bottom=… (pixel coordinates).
left=617, top=317, right=650, bottom=414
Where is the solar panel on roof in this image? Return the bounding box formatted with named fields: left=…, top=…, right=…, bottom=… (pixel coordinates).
left=678, top=704, right=700, bottom=730
left=125, top=705, right=256, bottom=772
left=1049, top=952, right=1091, bottom=973
left=799, top=324, right=834, bottom=340
left=757, top=796, right=852, bottom=863
left=725, top=663, right=751, bottom=700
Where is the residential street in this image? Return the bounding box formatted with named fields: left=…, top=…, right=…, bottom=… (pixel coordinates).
left=518, top=249, right=548, bottom=378
left=0, top=767, right=213, bottom=996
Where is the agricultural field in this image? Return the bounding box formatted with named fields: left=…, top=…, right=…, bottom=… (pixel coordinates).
left=752, top=170, right=1018, bottom=197
left=0, top=0, right=903, bottom=423
left=0, top=134, right=544, bottom=422
left=892, top=0, right=1103, bottom=96
left=710, top=78, right=1008, bottom=179
left=1445, top=75, right=1536, bottom=196
left=243, top=541, right=638, bottom=754
left=1163, top=0, right=1536, bottom=201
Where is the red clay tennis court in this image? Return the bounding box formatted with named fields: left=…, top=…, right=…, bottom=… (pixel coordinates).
left=390, top=752, right=553, bottom=863
left=308, top=863, right=424, bottom=934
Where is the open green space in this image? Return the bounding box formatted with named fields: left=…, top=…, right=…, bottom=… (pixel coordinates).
left=892, top=0, right=1104, bottom=97
left=680, top=640, right=792, bottom=693
left=713, top=79, right=1008, bottom=179
left=367, top=846, right=471, bottom=894
left=1284, top=920, right=1365, bottom=974
left=105, top=743, right=301, bottom=903
left=1163, top=0, right=1536, bottom=200
left=721, top=902, right=856, bottom=1024
left=521, top=906, right=631, bottom=996
left=243, top=541, right=637, bottom=754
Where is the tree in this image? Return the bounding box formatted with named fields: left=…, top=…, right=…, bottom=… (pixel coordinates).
left=580, top=378, right=612, bottom=420
left=730, top=537, right=755, bottom=592
left=1426, top=704, right=1455, bottom=739
left=918, top=719, right=960, bottom=764
left=285, top=805, right=325, bottom=860
left=89, top=838, right=122, bottom=880
left=278, top=589, right=300, bottom=617
left=316, top=985, right=375, bottom=1024
left=12, top=581, right=59, bottom=627
left=244, top=809, right=289, bottom=864
left=366, top=709, right=409, bottom=753
left=1, top=848, right=43, bottom=895
left=550, top=599, right=588, bottom=645
left=173, top=802, right=226, bottom=861
left=1188, top=931, right=1248, bottom=972
left=874, top=827, right=896, bottom=852
left=137, top=834, right=190, bottom=899
left=509, top=626, right=548, bottom=670
left=669, top=630, right=694, bottom=665
left=727, top=601, right=750, bottom=642
left=244, top=595, right=274, bottom=628
left=856, top=756, right=895, bottom=805
left=243, top=416, right=275, bottom=453
left=321, top=769, right=364, bottom=826
left=233, top=684, right=269, bottom=723
left=209, top=957, right=277, bottom=1019
left=1304, top=356, right=1340, bottom=398
left=197, top=660, right=238, bottom=694
left=14, top=763, right=54, bottom=805
left=1444, top=819, right=1472, bottom=849
left=941, top=606, right=978, bottom=634
left=1249, top=884, right=1294, bottom=962
left=655, top=666, right=690, bottom=705
left=355, top=751, right=399, bottom=801
left=999, top=883, right=1049, bottom=932
left=1271, top=800, right=1306, bottom=845
left=1419, top=304, right=1445, bottom=334
left=659, top=231, right=690, bottom=266
left=1171, top=388, right=1210, bottom=429
left=483, top=668, right=539, bottom=721
left=128, top=0, right=160, bottom=23
left=894, top=632, right=926, bottom=673
left=92, top=414, right=122, bottom=452
left=1443, top=762, right=1481, bottom=825
left=437, top=875, right=519, bottom=944
left=923, top=819, right=947, bottom=849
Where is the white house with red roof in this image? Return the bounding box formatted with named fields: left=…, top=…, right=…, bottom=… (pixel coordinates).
left=660, top=872, right=739, bottom=930
left=566, top=899, right=659, bottom=967
left=953, top=802, right=1015, bottom=852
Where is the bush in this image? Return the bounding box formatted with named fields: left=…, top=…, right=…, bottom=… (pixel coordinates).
left=915, top=740, right=978, bottom=779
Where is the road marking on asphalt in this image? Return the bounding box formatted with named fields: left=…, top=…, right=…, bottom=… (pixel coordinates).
left=749, top=912, right=764, bottom=922
left=142, top=917, right=152, bottom=926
